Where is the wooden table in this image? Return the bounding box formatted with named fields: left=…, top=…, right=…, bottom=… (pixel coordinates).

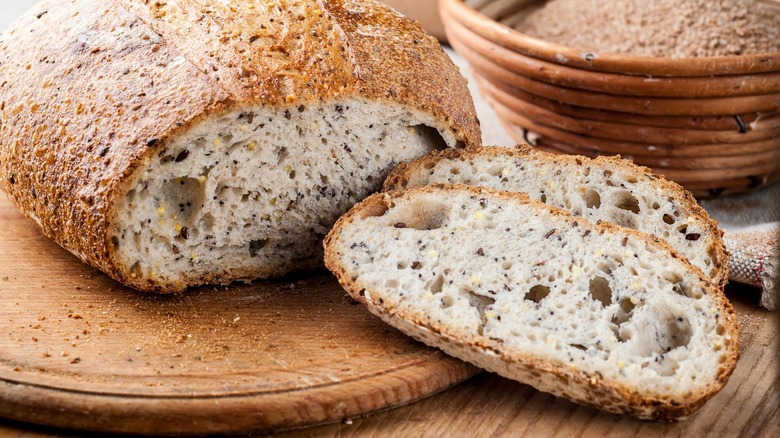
left=0, top=287, right=778, bottom=437
left=0, top=209, right=776, bottom=437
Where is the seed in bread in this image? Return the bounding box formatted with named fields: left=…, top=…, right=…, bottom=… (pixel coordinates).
left=0, top=0, right=480, bottom=292
left=384, top=146, right=728, bottom=288
left=324, top=184, right=739, bottom=421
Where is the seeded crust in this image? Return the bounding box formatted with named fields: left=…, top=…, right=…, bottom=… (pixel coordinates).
left=0, top=0, right=480, bottom=292
left=384, top=145, right=729, bottom=289
left=324, top=184, right=739, bottom=421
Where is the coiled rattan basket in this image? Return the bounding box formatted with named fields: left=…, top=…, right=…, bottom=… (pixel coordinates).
left=440, top=0, right=780, bottom=197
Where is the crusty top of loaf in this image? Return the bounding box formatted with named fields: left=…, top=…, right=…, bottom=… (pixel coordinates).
left=0, top=0, right=480, bottom=279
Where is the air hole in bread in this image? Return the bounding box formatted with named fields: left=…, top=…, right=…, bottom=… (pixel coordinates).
left=275, top=146, right=288, bottom=164
left=614, top=190, right=640, bottom=214
left=160, top=177, right=205, bottom=224
left=441, top=295, right=454, bottom=308
left=464, top=289, right=495, bottom=318
left=663, top=315, right=693, bottom=351
left=359, top=200, right=390, bottom=219
left=629, top=308, right=693, bottom=363
left=663, top=272, right=683, bottom=284
left=706, top=244, right=718, bottom=261
left=409, top=125, right=448, bottom=151
left=539, top=193, right=548, bottom=203
left=621, top=297, right=637, bottom=315
left=589, top=276, right=612, bottom=307
left=397, top=262, right=408, bottom=269
left=612, top=298, right=636, bottom=330
left=488, top=166, right=503, bottom=177
left=583, top=188, right=601, bottom=209
left=450, top=167, right=460, bottom=175
left=248, top=239, right=268, bottom=256
left=525, top=284, right=550, bottom=303
left=428, top=275, right=443, bottom=293
left=393, top=200, right=450, bottom=230
left=662, top=214, right=675, bottom=224
left=199, top=213, right=215, bottom=232
left=672, top=280, right=702, bottom=299
left=618, top=326, right=633, bottom=342
left=130, top=262, right=142, bottom=278
left=502, top=261, right=512, bottom=270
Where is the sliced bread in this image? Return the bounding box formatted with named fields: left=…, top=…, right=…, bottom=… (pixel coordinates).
left=324, top=184, right=739, bottom=420
left=384, top=146, right=728, bottom=289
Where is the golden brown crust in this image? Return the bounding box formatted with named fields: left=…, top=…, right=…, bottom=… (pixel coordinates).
left=0, top=0, right=233, bottom=286
left=0, top=0, right=480, bottom=292
left=383, top=145, right=729, bottom=289
left=323, top=184, right=739, bottom=421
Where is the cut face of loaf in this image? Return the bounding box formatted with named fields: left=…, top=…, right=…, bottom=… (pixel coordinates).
left=324, top=185, right=739, bottom=420
left=115, top=100, right=451, bottom=288
left=384, top=146, right=728, bottom=288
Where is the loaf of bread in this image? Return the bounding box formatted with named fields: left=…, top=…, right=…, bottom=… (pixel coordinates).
left=0, top=0, right=480, bottom=292
left=324, top=184, right=739, bottom=420
left=385, top=146, right=728, bottom=289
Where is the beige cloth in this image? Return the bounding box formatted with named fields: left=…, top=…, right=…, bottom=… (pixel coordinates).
left=445, top=47, right=779, bottom=310
left=700, top=183, right=779, bottom=310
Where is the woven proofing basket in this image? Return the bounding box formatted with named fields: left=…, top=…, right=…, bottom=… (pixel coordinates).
left=441, top=0, right=780, bottom=198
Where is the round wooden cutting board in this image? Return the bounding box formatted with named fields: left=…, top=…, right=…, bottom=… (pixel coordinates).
left=0, top=195, right=479, bottom=435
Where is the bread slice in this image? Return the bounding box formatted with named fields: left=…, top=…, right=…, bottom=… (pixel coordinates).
left=0, top=0, right=480, bottom=292
left=384, top=146, right=728, bottom=289
left=324, top=184, right=739, bottom=420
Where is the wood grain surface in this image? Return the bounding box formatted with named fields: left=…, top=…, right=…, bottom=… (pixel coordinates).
left=0, top=192, right=778, bottom=437
left=0, top=194, right=478, bottom=435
